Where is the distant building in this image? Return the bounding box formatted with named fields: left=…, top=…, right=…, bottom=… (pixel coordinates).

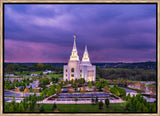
left=43, top=70, right=52, bottom=75
left=31, top=74, right=37, bottom=76
left=63, top=36, right=96, bottom=82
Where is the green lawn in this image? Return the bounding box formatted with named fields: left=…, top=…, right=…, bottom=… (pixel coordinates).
left=43, top=73, right=63, bottom=78
left=4, top=102, right=156, bottom=113
left=41, top=103, right=127, bottom=112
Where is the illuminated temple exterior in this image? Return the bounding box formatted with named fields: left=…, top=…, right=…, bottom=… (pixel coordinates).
left=63, top=36, right=96, bottom=82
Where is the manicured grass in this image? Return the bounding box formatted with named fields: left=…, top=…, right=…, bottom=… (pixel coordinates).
left=4, top=102, right=156, bottom=113
left=41, top=103, right=126, bottom=112
left=45, top=73, right=63, bottom=78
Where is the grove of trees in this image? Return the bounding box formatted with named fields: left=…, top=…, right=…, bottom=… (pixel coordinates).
left=96, top=68, right=156, bottom=81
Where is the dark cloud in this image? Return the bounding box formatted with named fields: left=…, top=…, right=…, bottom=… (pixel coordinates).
left=4, top=4, right=156, bottom=63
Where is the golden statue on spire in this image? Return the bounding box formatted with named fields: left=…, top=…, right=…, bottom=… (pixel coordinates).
left=74, top=35, right=76, bottom=40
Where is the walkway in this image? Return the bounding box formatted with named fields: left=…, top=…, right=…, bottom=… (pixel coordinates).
left=37, top=99, right=125, bottom=104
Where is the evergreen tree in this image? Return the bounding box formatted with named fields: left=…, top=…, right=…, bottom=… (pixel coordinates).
left=142, top=106, right=148, bottom=112
left=26, top=104, right=31, bottom=112
left=105, top=98, right=110, bottom=108
left=19, top=103, right=25, bottom=112
left=40, top=105, right=44, bottom=112
left=136, top=101, right=141, bottom=112
left=95, top=96, right=98, bottom=104
left=98, top=100, right=104, bottom=109
left=34, top=104, right=39, bottom=112
left=91, top=97, right=95, bottom=105
left=53, top=103, right=57, bottom=111
left=9, top=104, right=14, bottom=112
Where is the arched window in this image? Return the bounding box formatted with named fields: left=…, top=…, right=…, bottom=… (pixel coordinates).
left=71, top=68, right=74, bottom=72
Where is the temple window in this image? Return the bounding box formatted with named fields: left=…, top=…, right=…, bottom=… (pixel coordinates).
left=71, top=68, right=74, bottom=72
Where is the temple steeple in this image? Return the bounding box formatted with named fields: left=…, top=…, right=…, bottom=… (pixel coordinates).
left=70, top=35, right=79, bottom=61
left=72, top=35, right=77, bottom=52
left=82, top=45, right=90, bottom=62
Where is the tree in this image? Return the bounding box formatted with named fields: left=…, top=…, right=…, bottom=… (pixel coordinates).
left=19, top=103, right=25, bottom=112
left=140, top=83, right=146, bottom=93
left=24, top=87, right=30, bottom=94
left=35, top=63, right=44, bottom=71
left=110, top=87, right=120, bottom=96
left=11, top=96, right=16, bottom=105
left=95, top=96, right=98, bottom=104
left=34, top=104, right=39, bottom=112
left=142, top=106, right=148, bottom=112
left=74, top=97, right=78, bottom=104
left=88, top=81, right=92, bottom=89
left=40, top=105, right=44, bottom=112
left=105, top=98, right=110, bottom=108
left=9, top=104, right=14, bottom=112
left=52, top=103, right=57, bottom=111
left=91, top=97, right=95, bottom=105
left=93, top=86, right=97, bottom=93
left=103, top=86, right=109, bottom=93
left=68, top=87, right=75, bottom=94
left=34, top=87, right=39, bottom=93
left=5, top=64, right=15, bottom=73
left=80, top=86, right=86, bottom=94
left=98, top=100, right=104, bottom=109
left=73, top=83, right=78, bottom=91
left=136, top=101, right=141, bottom=112
left=24, top=87, right=30, bottom=97
left=15, top=88, right=20, bottom=92
left=125, top=101, right=133, bottom=111
left=148, top=84, right=156, bottom=97
left=56, top=86, right=62, bottom=95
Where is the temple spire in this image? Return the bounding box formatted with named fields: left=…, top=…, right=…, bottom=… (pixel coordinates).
left=84, top=45, right=88, bottom=54
left=72, top=35, right=77, bottom=51
left=70, top=35, right=79, bottom=61
left=82, top=45, right=90, bottom=62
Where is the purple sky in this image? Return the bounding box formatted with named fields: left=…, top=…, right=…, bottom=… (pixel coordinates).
left=4, top=4, right=156, bottom=63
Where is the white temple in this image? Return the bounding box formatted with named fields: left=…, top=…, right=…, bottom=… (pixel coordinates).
left=63, top=36, right=96, bottom=82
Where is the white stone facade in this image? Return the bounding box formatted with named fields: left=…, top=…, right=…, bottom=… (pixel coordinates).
left=63, top=36, right=96, bottom=82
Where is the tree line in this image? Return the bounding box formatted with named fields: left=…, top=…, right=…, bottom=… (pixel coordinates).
left=96, top=68, right=156, bottom=81
left=4, top=63, right=63, bottom=73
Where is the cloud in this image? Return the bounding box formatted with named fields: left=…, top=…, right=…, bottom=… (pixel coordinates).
left=5, top=39, right=72, bottom=63
left=4, top=4, right=156, bottom=63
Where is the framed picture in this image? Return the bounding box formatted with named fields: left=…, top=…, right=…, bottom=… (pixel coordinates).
left=0, top=0, right=159, bottom=115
